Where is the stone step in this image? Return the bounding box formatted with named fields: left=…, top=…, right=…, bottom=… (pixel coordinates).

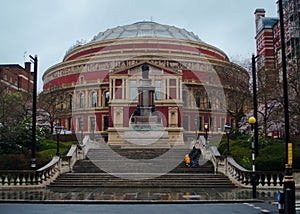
left=72, top=160, right=214, bottom=173
left=49, top=147, right=235, bottom=189
left=50, top=173, right=235, bottom=188
left=73, top=148, right=214, bottom=174
left=86, top=148, right=186, bottom=159
left=57, top=173, right=226, bottom=179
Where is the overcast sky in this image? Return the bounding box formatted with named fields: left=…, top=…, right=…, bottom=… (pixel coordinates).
left=1, top=0, right=278, bottom=91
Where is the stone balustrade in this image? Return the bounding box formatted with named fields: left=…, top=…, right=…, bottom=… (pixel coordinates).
left=0, top=138, right=294, bottom=190
left=0, top=144, right=82, bottom=188
left=61, top=144, right=80, bottom=173
left=0, top=156, right=60, bottom=188
left=206, top=145, right=285, bottom=189
left=225, top=157, right=285, bottom=189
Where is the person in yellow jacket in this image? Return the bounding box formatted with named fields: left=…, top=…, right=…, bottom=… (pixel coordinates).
left=185, top=154, right=191, bottom=167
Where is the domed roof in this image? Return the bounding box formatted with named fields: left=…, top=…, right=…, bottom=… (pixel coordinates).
left=92, top=21, right=202, bottom=42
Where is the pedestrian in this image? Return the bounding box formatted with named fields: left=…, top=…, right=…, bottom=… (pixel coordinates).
left=185, top=154, right=190, bottom=167
left=190, top=146, right=200, bottom=167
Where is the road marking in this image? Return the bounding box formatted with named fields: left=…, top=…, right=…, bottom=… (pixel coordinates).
left=243, top=203, right=270, bottom=213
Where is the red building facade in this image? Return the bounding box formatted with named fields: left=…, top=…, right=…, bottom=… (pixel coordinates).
left=0, top=62, right=33, bottom=94
left=255, top=1, right=300, bottom=87
left=42, top=22, right=250, bottom=145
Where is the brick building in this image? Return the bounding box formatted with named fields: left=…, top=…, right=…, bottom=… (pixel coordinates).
left=0, top=62, right=33, bottom=94
left=254, top=0, right=300, bottom=136
left=255, top=0, right=300, bottom=88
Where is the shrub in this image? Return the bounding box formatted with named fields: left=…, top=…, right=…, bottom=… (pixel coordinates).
left=217, top=135, right=300, bottom=171
left=0, top=154, right=31, bottom=170
left=241, top=156, right=252, bottom=170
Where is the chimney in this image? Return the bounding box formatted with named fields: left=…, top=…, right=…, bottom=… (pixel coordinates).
left=25, top=62, right=31, bottom=73
left=254, top=9, right=266, bottom=33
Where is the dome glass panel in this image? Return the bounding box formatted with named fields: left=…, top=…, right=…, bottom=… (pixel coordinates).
left=92, top=21, right=202, bottom=42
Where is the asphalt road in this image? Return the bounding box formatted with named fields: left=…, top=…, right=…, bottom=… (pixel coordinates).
left=0, top=202, right=278, bottom=214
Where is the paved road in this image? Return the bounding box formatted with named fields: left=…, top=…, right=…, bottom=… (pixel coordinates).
left=0, top=202, right=278, bottom=214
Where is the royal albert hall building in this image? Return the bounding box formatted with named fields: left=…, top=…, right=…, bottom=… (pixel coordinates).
left=42, top=21, right=250, bottom=146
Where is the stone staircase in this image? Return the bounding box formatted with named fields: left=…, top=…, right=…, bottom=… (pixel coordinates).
left=49, top=147, right=236, bottom=189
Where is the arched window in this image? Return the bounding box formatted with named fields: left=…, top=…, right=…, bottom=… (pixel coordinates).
left=69, top=94, right=73, bottom=110
left=195, top=91, right=201, bottom=108
left=79, top=93, right=84, bottom=108
left=182, top=90, right=187, bottom=107
left=91, top=92, right=97, bottom=107
left=203, top=96, right=211, bottom=109
left=215, top=97, right=220, bottom=109
left=104, top=91, right=110, bottom=107
left=60, top=96, right=64, bottom=110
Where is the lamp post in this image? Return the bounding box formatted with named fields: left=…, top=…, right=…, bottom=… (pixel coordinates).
left=224, top=124, right=232, bottom=156
left=80, top=127, right=83, bottom=145
left=251, top=54, right=259, bottom=157
left=278, top=0, right=295, bottom=213
left=91, top=119, right=95, bottom=140
left=30, top=55, right=38, bottom=169
left=55, top=125, right=63, bottom=156
left=248, top=116, right=256, bottom=199
left=204, top=122, right=209, bottom=145
left=194, top=118, right=199, bottom=141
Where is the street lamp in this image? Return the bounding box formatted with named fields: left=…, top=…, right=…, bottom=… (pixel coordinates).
left=30, top=55, right=38, bottom=169
left=251, top=54, right=259, bottom=157
left=278, top=0, right=295, bottom=213
left=224, top=124, right=232, bottom=156
left=204, top=122, right=209, bottom=145
left=55, top=125, right=63, bottom=156
left=248, top=116, right=256, bottom=199
left=80, top=127, right=83, bottom=145
left=91, top=125, right=95, bottom=140
left=194, top=118, right=199, bottom=141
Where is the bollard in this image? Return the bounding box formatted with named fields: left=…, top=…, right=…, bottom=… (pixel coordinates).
left=284, top=188, right=295, bottom=214
left=277, top=190, right=284, bottom=214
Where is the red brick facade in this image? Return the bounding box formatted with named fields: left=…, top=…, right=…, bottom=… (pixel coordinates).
left=0, top=62, right=33, bottom=94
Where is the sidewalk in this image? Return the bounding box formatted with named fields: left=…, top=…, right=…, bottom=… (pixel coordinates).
left=0, top=202, right=281, bottom=214
left=0, top=187, right=297, bottom=202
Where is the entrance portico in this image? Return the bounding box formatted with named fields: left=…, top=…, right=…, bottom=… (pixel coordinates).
left=107, top=62, right=184, bottom=146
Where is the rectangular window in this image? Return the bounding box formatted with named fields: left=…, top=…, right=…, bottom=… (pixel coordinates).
left=210, top=117, right=215, bottom=132
left=92, top=92, right=97, bottom=107
left=198, top=116, right=203, bottom=131
left=90, top=117, right=95, bottom=132
left=103, top=115, right=109, bottom=131
left=115, top=79, right=123, bottom=99
left=69, top=95, right=73, bottom=110
left=155, top=80, right=162, bottom=100
left=130, top=80, right=137, bottom=100
left=67, top=117, right=72, bottom=130
left=79, top=94, right=84, bottom=108
left=169, top=79, right=177, bottom=99
left=80, top=76, right=84, bottom=83
left=221, top=118, right=225, bottom=132
left=183, top=116, right=189, bottom=130
left=78, top=118, right=84, bottom=131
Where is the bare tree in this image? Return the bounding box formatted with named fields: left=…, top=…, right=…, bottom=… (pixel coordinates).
left=224, top=56, right=252, bottom=129
left=288, top=60, right=300, bottom=138
left=37, top=87, right=69, bottom=134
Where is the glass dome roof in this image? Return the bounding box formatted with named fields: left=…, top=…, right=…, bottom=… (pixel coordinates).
left=92, top=21, right=202, bottom=42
